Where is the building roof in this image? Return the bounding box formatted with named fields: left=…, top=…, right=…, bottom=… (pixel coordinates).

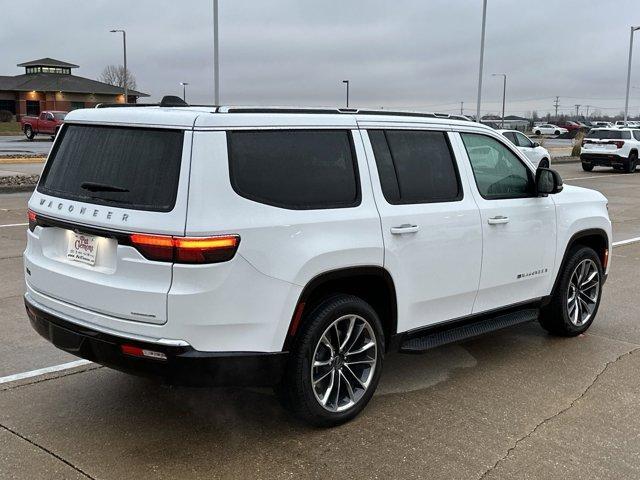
left=17, top=58, right=79, bottom=68
left=0, top=73, right=148, bottom=97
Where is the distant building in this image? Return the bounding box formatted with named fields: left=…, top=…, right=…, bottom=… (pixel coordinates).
left=0, top=58, right=148, bottom=119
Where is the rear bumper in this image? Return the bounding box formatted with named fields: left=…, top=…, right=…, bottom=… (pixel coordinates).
left=25, top=297, right=288, bottom=387
left=580, top=153, right=628, bottom=166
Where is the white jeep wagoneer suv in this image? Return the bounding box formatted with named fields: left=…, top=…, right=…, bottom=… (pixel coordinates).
left=24, top=100, right=611, bottom=426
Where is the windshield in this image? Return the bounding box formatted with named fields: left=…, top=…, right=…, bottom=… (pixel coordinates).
left=38, top=124, right=184, bottom=212
left=587, top=130, right=631, bottom=140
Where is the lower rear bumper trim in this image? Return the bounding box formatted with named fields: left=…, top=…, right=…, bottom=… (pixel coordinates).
left=25, top=297, right=288, bottom=387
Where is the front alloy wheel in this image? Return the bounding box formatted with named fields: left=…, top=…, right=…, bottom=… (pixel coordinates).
left=566, top=259, right=600, bottom=326
left=311, top=314, right=377, bottom=412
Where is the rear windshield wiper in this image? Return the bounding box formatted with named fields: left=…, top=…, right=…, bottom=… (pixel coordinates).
left=81, top=182, right=129, bottom=193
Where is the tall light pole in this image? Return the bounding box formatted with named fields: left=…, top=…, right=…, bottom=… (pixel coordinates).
left=624, top=26, right=640, bottom=126
left=110, top=29, right=128, bottom=104
left=342, top=80, right=350, bottom=108
left=180, top=82, right=189, bottom=102
left=492, top=73, right=506, bottom=128
left=213, top=0, right=220, bottom=105
left=476, top=0, right=488, bottom=122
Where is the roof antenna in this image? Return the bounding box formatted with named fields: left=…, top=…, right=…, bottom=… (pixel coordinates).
left=160, top=95, right=189, bottom=107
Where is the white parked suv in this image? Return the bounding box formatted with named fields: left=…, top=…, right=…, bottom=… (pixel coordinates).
left=24, top=100, right=612, bottom=426
left=533, top=124, right=568, bottom=136
left=581, top=128, right=640, bottom=173
left=498, top=129, right=551, bottom=168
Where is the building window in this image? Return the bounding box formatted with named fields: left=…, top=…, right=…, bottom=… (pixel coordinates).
left=0, top=100, right=16, bottom=115
left=70, top=102, right=85, bottom=111
left=26, top=101, right=40, bottom=116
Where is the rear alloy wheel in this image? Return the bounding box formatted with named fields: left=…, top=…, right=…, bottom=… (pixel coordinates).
left=539, top=246, right=603, bottom=336
left=277, top=294, right=384, bottom=427
left=625, top=152, right=637, bottom=173
left=555, top=130, right=561, bottom=135
left=24, top=125, right=34, bottom=140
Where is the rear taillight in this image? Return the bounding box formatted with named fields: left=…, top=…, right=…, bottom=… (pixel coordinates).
left=613, top=140, right=625, bottom=149
left=128, top=233, right=240, bottom=264
left=27, top=209, right=37, bottom=231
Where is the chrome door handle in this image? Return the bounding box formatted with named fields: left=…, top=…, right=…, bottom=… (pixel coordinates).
left=487, top=215, right=510, bottom=225
left=390, top=224, right=420, bottom=235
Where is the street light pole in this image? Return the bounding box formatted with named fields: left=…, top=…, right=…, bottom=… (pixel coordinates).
left=476, top=0, right=488, bottom=122
left=624, top=26, right=640, bottom=126
left=180, top=82, right=189, bottom=102
left=213, top=0, right=220, bottom=105
left=110, top=29, right=128, bottom=104
left=342, top=80, right=350, bottom=108
left=492, top=73, right=506, bottom=128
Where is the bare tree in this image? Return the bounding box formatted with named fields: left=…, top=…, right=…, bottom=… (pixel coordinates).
left=99, top=65, right=137, bottom=91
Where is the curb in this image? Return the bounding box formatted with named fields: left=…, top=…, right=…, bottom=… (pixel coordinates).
left=553, top=157, right=580, bottom=164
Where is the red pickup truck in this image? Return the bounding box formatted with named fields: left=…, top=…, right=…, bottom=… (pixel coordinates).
left=20, top=111, right=67, bottom=140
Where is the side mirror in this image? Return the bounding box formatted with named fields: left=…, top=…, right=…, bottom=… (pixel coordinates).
left=532, top=142, right=540, bottom=147
left=536, top=167, right=563, bottom=195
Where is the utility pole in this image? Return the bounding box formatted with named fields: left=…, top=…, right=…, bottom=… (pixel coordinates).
left=476, top=0, right=488, bottom=122
left=585, top=105, right=590, bottom=118
left=460, top=101, right=464, bottom=115
left=553, top=96, right=560, bottom=119
left=574, top=104, right=581, bottom=118
left=213, top=0, right=220, bottom=105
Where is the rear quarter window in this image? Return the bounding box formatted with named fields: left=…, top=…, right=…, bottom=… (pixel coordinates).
left=227, top=130, right=360, bottom=210
left=38, top=125, right=184, bottom=212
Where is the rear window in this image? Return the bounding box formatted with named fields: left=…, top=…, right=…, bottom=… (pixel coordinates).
left=587, top=129, right=631, bottom=140
left=38, top=125, right=184, bottom=212
left=227, top=130, right=359, bottom=209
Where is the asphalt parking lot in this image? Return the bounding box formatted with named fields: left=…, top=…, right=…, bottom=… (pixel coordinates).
left=1, top=162, right=640, bottom=479
left=0, top=136, right=53, bottom=156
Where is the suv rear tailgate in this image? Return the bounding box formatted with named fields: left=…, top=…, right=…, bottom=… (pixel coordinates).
left=24, top=123, right=193, bottom=325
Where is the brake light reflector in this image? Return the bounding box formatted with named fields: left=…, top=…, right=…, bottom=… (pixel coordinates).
left=128, top=233, right=240, bottom=264
left=121, top=344, right=168, bottom=361
left=27, top=209, right=37, bottom=231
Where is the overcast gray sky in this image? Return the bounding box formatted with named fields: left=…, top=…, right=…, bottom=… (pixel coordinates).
left=2, top=0, right=639, bottom=117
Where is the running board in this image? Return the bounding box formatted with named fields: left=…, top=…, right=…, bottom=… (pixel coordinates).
left=399, top=308, right=539, bottom=353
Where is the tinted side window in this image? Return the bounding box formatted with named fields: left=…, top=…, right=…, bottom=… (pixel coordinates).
left=369, top=130, right=461, bottom=204
left=634, top=130, right=640, bottom=141
left=227, top=130, right=359, bottom=210
left=461, top=133, right=534, bottom=200
left=501, top=132, right=517, bottom=144
left=515, top=132, right=533, bottom=148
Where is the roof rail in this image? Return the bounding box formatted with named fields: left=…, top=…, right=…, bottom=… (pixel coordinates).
left=221, top=106, right=471, bottom=121
left=95, top=103, right=158, bottom=108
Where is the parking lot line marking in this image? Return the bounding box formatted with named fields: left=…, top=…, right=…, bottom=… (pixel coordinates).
left=613, top=236, right=640, bottom=247
left=564, top=175, right=619, bottom=181
left=0, top=222, right=28, bottom=228
left=0, top=359, right=92, bottom=385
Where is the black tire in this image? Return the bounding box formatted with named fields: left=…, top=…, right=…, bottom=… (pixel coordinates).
left=276, top=294, right=385, bottom=427
left=24, top=125, right=34, bottom=140
left=534, top=130, right=541, bottom=136
left=555, top=130, right=560, bottom=135
left=625, top=151, right=637, bottom=173
left=539, top=246, right=603, bottom=336
left=581, top=162, right=594, bottom=172
left=539, top=158, right=550, bottom=169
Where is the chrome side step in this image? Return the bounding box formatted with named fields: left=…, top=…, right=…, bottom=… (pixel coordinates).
left=399, top=308, right=539, bottom=353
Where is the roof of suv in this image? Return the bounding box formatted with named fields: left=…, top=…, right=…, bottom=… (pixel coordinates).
left=63, top=105, right=488, bottom=131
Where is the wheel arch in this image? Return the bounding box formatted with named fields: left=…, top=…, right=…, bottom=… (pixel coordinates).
left=547, top=228, right=609, bottom=303
left=283, top=266, right=397, bottom=351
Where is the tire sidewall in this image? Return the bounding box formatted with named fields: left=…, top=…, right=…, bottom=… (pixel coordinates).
left=556, top=247, right=603, bottom=335
left=291, top=296, right=385, bottom=426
